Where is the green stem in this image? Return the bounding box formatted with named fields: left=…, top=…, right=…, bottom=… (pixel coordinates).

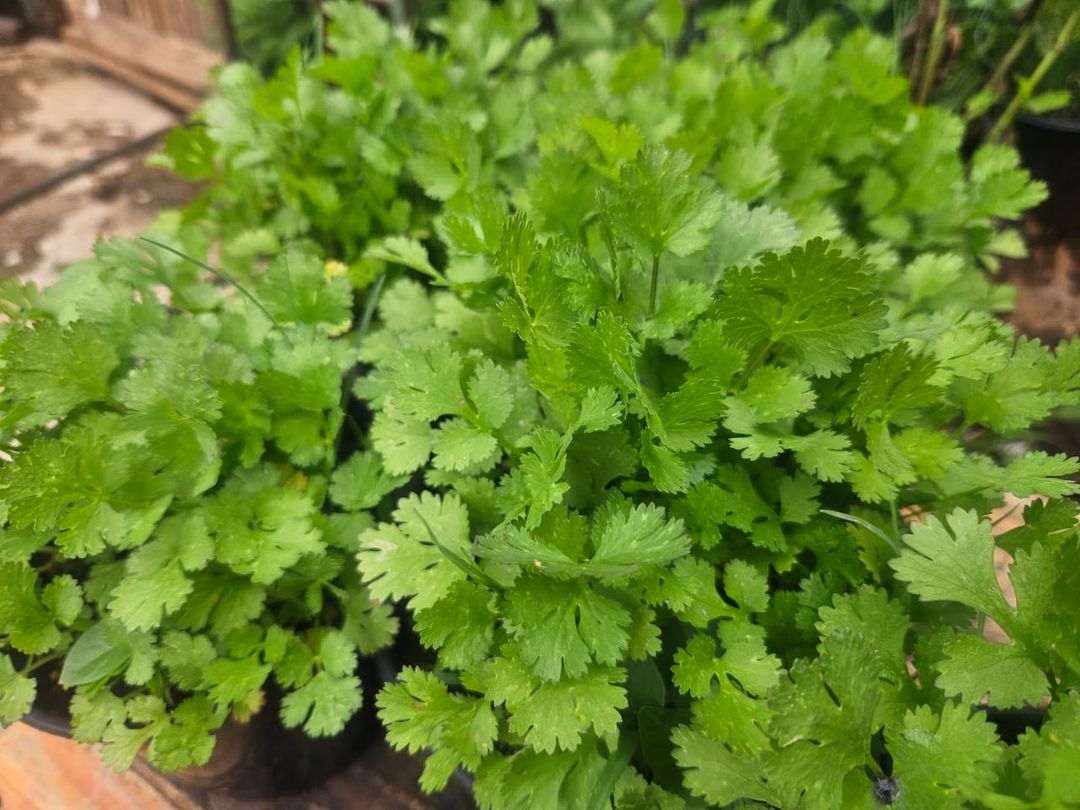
left=821, top=509, right=901, bottom=555
left=22, top=651, right=64, bottom=677
left=585, top=734, right=637, bottom=810
left=908, top=2, right=931, bottom=96
left=139, top=237, right=280, bottom=327
left=970, top=25, right=1035, bottom=118
left=986, top=8, right=1080, bottom=142
left=731, top=340, right=774, bottom=392
left=648, top=253, right=661, bottom=316
left=916, top=0, right=950, bottom=106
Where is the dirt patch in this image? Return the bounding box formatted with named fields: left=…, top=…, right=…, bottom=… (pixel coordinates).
left=0, top=39, right=178, bottom=198
left=1006, top=226, right=1080, bottom=345
left=0, top=38, right=193, bottom=287
left=1, top=147, right=197, bottom=286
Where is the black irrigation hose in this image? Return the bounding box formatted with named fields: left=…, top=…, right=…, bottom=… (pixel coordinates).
left=0, top=123, right=174, bottom=217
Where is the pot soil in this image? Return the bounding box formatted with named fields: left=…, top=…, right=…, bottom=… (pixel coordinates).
left=21, top=653, right=394, bottom=802
left=1015, top=112, right=1080, bottom=238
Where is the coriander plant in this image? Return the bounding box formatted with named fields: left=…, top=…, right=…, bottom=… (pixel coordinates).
left=360, top=139, right=1080, bottom=808
left=0, top=238, right=398, bottom=771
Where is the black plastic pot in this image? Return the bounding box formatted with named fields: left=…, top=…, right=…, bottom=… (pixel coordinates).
left=982, top=704, right=1048, bottom=744
left=21, top=652, right=396, bottom=802
left=1015, top=112, right=1080, bottom=237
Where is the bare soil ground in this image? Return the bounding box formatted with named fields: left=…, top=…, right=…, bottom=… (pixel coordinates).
left=0, top=39, right=193, bottom=287
left=1007, top=222, right=1080, bottom=345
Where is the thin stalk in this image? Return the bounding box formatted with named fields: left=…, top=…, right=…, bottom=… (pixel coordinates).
left=908, top=1, right=931, bottom=95
left=987, top=8, right=1080, bottom=142
left=916, top=0, right=950, bottom=105
left=971, top=24, right=1036, bottom=115
left=648, top=253, right=661, bottom=316
left=21, top=651, right=64, bottom=677
left=731, top=340, right=774, bottom=393
left=139, top=237, right=280, bottom=326
left=821, top=509, right=902, bottom=555
left=585, top=734, right=637, bottom=810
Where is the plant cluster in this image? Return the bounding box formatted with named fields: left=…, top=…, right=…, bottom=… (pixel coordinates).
left=0, top=241, right=397, bottom=770
left=1, top=1, right=1078, bottom=808
left=160, top=0, right=1040, bottom=278
left=360, top=143, right=1080, bottom=808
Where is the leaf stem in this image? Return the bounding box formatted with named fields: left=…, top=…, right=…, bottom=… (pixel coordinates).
left=986, top=8, right=1080, bottom=142
left=585, top=734, right=637, bottom=810
left=139, top=237, right=280, bottom=326
left=648, top=253, right=661, bottom=316
left=732, top=340, right=774, bottom=392
left=969, top=25, right=1035, bottom=119
left=22, top=650, right=64, bottom=677
left=916, top=0, right=950, bottom=106
left=821, top=509, right=901, bottom=555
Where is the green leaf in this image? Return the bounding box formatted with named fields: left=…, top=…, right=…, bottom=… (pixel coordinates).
left=817, top=587, right=909, bottom=680
left=672, top=726, right=775, bottom=807
left=70, top=689, right=126, bottom=743
left=1, top=322, right=119, bottom=426
left=481, top=656, right=627, bottom=753
left=887, top=703, right=1003, bottom=810
left=256, top=249, right=353, bottom=329
left=0, top=563, right=65, bottom=654
left=109, top=512, right=211, bottom=631
left=0, top=655, right=35, bottom=727
left=432, top=418, right=500, bottom=472
left=202, top=656, right=271, bottom=707
left=1016, top=693, right=1080, bottom=806
left=146, top=696, right=220, bottom=771
left=672, top=632, right=780, bottom=700
left=378, top=667, right=499, bottom=792
left=599, top=144, right=725, bottom=260
left=415, top=580, right=497, bottom=670
left=935, top=635, right=1050, bottom=709
left=209, top=468, right=323, bottom=585
left=891, top=509, right=1012, bottom=619
left=280, top=671, right=362, bottom=737
left=60, top=620, right=134, bottom=686
left=371, top=410, right=435, bottom=474
left=765, top=631, right=885, bottom=809
left=588, top=502, right=690, bottom=577
left=504, top=577, right=630, bottom=681
left=329, top=451, right=408, bottom=511
left=716, top=239, right=887, bottom=377
left=358, top=492, right=473, bottom=611
left=469, top=359, right=516, bottom=430
left=159, top=632, right=217, bottom=691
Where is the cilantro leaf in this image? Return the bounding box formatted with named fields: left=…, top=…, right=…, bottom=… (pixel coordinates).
left=377, top=667, right=499, bottom=792
left=890, top=509, right=1011, bottom=620
left=887, top=703, right=1003, bottom=810
left=359, top=492, right=473, bottom=611
left=256, top=249, right=353, bottom=329
left=281, top=671, right=362, bottom=737
left=478, top=655, right=627, bottom=753
left=329, top=451, right=408, bottom=512
left=1, top=322, right=119, bottom=426
left=716, top=239, right=887, bottom=377
left=935, top=635, right=1050, bottom=709
left=599, top=144, right=725, bottom=261
left=504, top=577, right=631, bottom=681
left=0, top=655, right=35, bottom=727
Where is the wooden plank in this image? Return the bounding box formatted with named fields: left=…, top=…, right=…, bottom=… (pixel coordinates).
left=59, top=37, right=203, bottom=112
left=62, top=12, right=221, bottom=95
left=0, top=722, right=473, bottom=810
left=0, top=723, right=194, bottom=810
